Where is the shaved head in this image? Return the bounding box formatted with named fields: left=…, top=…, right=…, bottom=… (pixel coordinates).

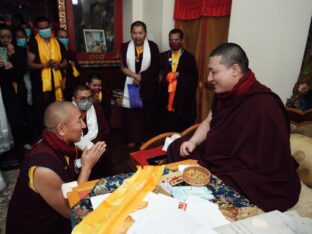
left=44, top=101, right=77, bottom=130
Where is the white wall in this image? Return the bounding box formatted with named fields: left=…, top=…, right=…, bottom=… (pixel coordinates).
left=229, top=0, right=312, bottom=103
left=122, top=0, right=133, bottom=42
left=143, top=0, right=163, bottom=45
left=161, top=0, right=175, bottom=51
left=122, top=0, right=174, bottom=51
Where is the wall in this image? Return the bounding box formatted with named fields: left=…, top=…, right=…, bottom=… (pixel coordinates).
left=122, top=0, right=174, bottom=52
left=143, top=0, right=163, bottom=45
left=228, top=0, right=312, bottom=103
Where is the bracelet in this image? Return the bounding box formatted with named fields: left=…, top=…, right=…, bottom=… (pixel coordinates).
left=42, top=63, right=47, bottom=69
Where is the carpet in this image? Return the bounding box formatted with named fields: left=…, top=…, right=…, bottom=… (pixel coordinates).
left=0, top=169, right=19, bottom=234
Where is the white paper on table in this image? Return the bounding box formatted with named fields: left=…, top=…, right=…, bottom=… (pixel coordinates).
left=162, top=133, right=181, bottom=151
left=159, top=182, right=172, bottom=195
left=185, top=196, right=230, bottom=228
left=61, top=181, right=78, bottom=199
left=128, top=193, right=220, bottom=234
left=90, top=193, right=111, bottom=209
left=213, top=210, right=312, bottom=234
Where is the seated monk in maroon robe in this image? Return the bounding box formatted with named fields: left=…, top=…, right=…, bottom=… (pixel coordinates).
left=167, top=43, right=301, bottom=212
left=6, top=101, right=106, bottom=234
left=72, top=84, right=111, bottom=180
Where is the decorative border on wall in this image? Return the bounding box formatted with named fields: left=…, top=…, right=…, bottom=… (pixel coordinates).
left=58, top=0, right=67, bottom=30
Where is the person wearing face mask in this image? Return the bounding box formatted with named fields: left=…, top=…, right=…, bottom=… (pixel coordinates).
left=0, top=24, right=27, bottom=160
left=72, top=84, right=111, bottom=179
left=159, top=28, right=198, bottom=132
left=120, top=21, right=160, bottom=149
left=56, top=28, right=80, bottom=101
left=27, top=16, right=68, bottom=139
left=14, top=26, right=34, bottom=144
left=20, top=22, right=33, bottom=42
left=86, top=73, right=111, bottom=123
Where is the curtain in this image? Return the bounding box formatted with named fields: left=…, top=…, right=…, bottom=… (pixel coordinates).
left=175, top=16, right=230, bottom=121
left=174, top=0, right=231, bottom=121
left=174, top=0, right=232, bottom=20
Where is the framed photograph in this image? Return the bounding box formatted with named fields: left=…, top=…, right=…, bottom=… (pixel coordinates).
left=83, top=29, right=106, bottom=53
left=58, top=0, right=122, bottom=66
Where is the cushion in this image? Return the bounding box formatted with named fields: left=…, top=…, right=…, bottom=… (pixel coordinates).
left=290, top=134, right=312, bottom=187
left=290, top=122, right=312, bottom=138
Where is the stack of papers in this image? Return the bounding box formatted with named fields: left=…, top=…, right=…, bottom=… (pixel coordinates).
left=127, top=193, right=229, bottom=234
left=213, top=210, right=312, bottom=234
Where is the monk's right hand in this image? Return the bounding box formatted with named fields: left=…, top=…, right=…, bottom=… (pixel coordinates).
left=81, top=141, right=106, bottom=170
left=180, top=141, right=196, bottom=157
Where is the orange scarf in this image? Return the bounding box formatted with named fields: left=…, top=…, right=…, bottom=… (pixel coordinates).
left=167, top=49, right=183, bottom=112
left=166, top=72, right=177, bottom=112
left=35, top=34, right=63, bottom=101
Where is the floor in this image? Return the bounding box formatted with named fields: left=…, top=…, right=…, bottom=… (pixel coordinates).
left=0, top=128, right=135, bottom=234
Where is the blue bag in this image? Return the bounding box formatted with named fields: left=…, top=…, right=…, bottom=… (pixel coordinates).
left=127, top=84, right=143, bottom=108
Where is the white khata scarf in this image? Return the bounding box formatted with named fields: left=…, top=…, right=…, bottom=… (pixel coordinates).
left=122, top=39, right=151, bottom=108
left=73, top=103, right=98, bottom=150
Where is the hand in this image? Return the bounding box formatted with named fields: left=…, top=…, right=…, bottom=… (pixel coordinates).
left=4, top=62, right=13, bottom=70
left=80, top=141, right=106, bottom=170
left=133, top=78, right=140, bottom=85
left=48, top=59, right=59, bottom=70
left=180, top=141, right=196, bottom=157
left=6, top=44, right=15, bottom=56
left=132, top=74, right=141, bottom=85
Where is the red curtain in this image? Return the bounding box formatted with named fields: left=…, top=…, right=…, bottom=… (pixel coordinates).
left=174, top=0, right=232, bottom=20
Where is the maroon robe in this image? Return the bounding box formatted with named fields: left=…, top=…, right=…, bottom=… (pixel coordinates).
left=120, top=40, right=160, bottom=143
left=159, top=49, right=198, bottom=132
left=6, top=137, right=78, bottom=234
left=83, top=103, right=111, bottom=179
left=168, top=77, right=300, bottom=212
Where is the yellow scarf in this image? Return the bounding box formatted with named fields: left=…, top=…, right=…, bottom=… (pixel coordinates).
left=98, top=91, right=103, bottom=103
left=72, top=165, right=164, bottom=234
left=35, top=34, right=63, bottom=101
left=171, top=49, right=182, bottom=72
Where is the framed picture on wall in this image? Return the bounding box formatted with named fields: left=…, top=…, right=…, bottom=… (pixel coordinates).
left=83, top=29, right=106, bottom=53
left=58, top=0, right=122, bottom=66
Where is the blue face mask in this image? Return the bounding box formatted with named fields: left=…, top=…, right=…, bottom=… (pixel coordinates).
left=59, top=38, right=69, bottom=47
left=24, top=28, right=31, bottom=37
left=17, top=38, right=27, bottom=47
left=39, top=28, right=51, bottom=39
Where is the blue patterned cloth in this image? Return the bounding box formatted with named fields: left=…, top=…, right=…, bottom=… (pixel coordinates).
left=70, top=169, right=255, bottom=227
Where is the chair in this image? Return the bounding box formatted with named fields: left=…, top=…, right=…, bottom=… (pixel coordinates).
left=140, top=132, right=178, bottom=150
left=180, top=123, right=200, bottom=137
left=129, top=132, right=178, bottom=168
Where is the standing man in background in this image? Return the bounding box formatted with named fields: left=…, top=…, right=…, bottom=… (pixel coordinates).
left=27, top=16, right=68, bottom=139
left=159, top=28, right=198, bottom=132
left=55, top=28, right=80, bottom=101
left=120, top=21, right=160, bottom=149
